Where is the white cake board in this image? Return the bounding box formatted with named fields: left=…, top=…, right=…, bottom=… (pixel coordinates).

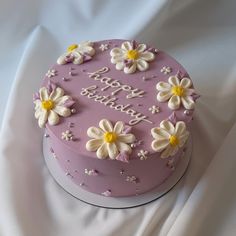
left=43, top=137, right=192, bottom=209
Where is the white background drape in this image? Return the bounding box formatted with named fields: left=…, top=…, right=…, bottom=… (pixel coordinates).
left=1, top=0, right=236, bottom=235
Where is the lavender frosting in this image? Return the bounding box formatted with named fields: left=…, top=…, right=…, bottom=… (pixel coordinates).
left=41, top=39, right=195, bottom=197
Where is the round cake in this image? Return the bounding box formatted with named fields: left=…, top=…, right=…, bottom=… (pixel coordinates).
left=33, top=39, right=199, bottom=197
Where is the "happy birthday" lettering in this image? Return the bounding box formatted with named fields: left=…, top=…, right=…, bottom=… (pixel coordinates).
left=80, top=85, right=153, bottom=126
left=87, top=67, right=145, bottom=99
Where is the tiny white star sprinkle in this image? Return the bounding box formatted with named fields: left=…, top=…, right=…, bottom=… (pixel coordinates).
left=126, top=176, right=138, bottom=183
left=46, top=69, right=57, bottom=78
left=61, top=130, right=74, bottom=141
left=149, top=105, right=160, bottom=114
left=137, top=149, right=149, bottom=160
left=160, top=66, right=172, bottom=75
left=99, top=44, right=109, bottom=51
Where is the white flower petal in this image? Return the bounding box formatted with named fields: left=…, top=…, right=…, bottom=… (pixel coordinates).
left=179, top=132, right=189, bottom=147
left=39, top=87, right=49, bottom=101
left=160, top=120, right=175, bottom=135
left=54, top=95, right=71, bottom=105
left=110, top=48, right=124, bottom=57
left=180, top=77, right=192, bottom=88
left=156, top=82, right=171, bottom=92
left=57, top=53, right=69, bottom=65
left=73, top=54, right=83, bottom=64
left=139, top=51, right=155, bottom=61
left=99, top=119, right=113, bottom=132
left=116, top=141, right=132, bottom=154
left=35, top=108, right=42, bottom=119
left=107, top=142, right=118, bottom=159
left=168, top=95, right=181, bottom=110
left=114, top=121, right=124, bottom=134
left=118, top=134, right=135, bottom=143
left=161, top=145, right=173, bottom=158
left=175, top=121, right=186, bottom=136
left=136, top=43, right=147, bottom=52
left=121, top=41, right=132, bottom=51
left=48, top=110, right=59, bottom=125
left=151, top=127, right=170, bottom=139
left=49, top=87, right=64, bottom=101
left=53, top=106, right=71, bottom=117
left=34, top=100, right=41, bottom=109
left=168, top=76, right=180, bottom=86
left=181, top=96, right=195, bottom=110
left=78, top=46, right=95, bottom=56
left=116, top=62, right=125, bottom=70
left=96, top=143, right=108, bottom=159
left=185, top=88, right=195, bottom=96
left=80, top=41, right=93, bottom=47
left=87, top=127, right=104, bottom=139
left=38, top=110, right=48, bottom=128
left=157, top=91, right=172, bottom=102
left=111, top=55, right=123, bottom=64
left=124, top=63, right=137, bottom=74
left=170, top=146, right=179, bottom=156
left=86, top=139, right=104, bottom=151
left=151, top=139, right=169, bottom=152
left=136, top=59, right=149, bottom=71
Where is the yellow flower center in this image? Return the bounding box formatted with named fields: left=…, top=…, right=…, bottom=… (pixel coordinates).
left=169, top=135, right=179, bottom=147
left=126, top=50, right=139, bottom=60
left=41, top=100, right=54, bottom=111
left=171, top=86, right=185, bottom=97
left=67, top=44, right=78, bottom=52
left=104, top=132, right=117, bottom=143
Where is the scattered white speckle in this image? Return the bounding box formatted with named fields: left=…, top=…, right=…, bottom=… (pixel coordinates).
left=166, top=159, right=175, bottom=170
left=102, top=190, right=111, bottom=197
left=126, top=176, right=138, bottom=183
left=161, top=66, right=172, bottom=75
left=61, top=130, right=74, bottom=141
left=68, top=122, right=74, bottom=128
left=149, top=105, right=160, bottom=114
left=137, top=149, right=149, bottom=160
left=131, top=140, right=143, bottom=148
left=69, top=71, right=77, bottom=76
left=99, top=44, right=109, bottom=51
left=85, top=169, right=98, bottom=176
left=71, top=108, right=76, bottom=114
left=46, top=69, right=57, bottom=78
left=66, top=172, right=73, bottom=178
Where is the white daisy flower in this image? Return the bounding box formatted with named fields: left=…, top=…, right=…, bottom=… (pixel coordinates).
left=110, top=41, right=155, bottom=74
left=33, top=83, right=75, bottom=128
left=156, top=75, right=195, bottom=110
left=151, top=120, right=189, bottom=158
left=57, top=41, right=95, bottom=65
left=86, top=119, right=136, bottom=159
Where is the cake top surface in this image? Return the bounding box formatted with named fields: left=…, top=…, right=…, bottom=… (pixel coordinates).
left=34, top=39, right=198, bottom=161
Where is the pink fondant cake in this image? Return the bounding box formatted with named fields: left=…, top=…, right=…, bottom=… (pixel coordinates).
left=33, top=39, right=198, bottom=197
